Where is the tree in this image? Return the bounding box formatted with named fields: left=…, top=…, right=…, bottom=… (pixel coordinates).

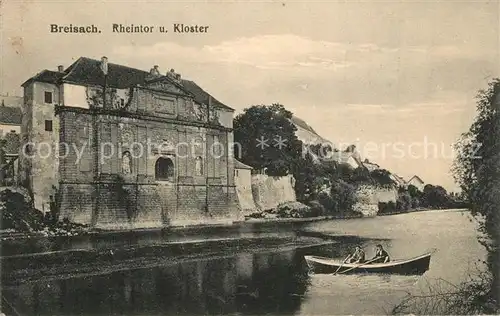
left=293, top=150, right=320, bottom=202
left=370, top=169, right=395, bottom=187
left=453, top=79, right=500, bottom=312
left=407, top=184, right=422, bottom=199
left=329, top=179, right=356, bottom=215
left=421, top=184, right=451, bottom=208
left=233, top=104, right=302, bottom=176
left=351, top=167, right=371, bottom=184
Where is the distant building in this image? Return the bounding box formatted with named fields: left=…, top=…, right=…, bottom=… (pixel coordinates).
left=333, top=145, right=364, bottom=169
left=362, top=159, right=380, bottom=172
left=290, top=115, right=330, bottom=145
left=0, top=95, right=22, bottom=186
left=0, top=96, right=22, bottom=136
left=335, top=152, right=363, bottom=169
left=407, top=175, right=425, bottom=191
left=389, top=173, right=407, bottom=188
left=20, top=56, right=239, bottom=227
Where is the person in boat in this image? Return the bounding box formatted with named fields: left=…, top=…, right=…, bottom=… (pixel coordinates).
left=344, top=246, right=365, bottom=264
left=371, top=244, right=390, bottom=263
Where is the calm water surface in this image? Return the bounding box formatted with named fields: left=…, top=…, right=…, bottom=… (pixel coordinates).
left=2, top=209, right=485, bottom=315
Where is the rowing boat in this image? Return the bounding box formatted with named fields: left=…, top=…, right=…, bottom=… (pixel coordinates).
left=304, top=252, right=432, bottom=275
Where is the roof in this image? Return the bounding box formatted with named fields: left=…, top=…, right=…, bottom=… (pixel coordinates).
left=0, top=106, right=22, bottom=125
left=22, top=57, right=234, bottom=111
left=62, top=57, right=149, bottom=89
left=234, top=159, right=253, bottom=170
left=181, top=80, right=233, bottom=111
left=390, top=173, right=407, bottom=186
left=408, top=175, right=424, bottom=184
left=291, top=116, right=318, bottom=135
left=21, top=70, right=65, bottom=87
left=290, top=115, right=330, bottom=144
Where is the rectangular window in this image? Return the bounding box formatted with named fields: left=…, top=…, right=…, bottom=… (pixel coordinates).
left=44, top=91, right=53, bottom=104
left=45, top=120, right=53, bottom=132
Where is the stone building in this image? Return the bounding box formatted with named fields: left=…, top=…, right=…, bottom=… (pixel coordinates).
left=20, top=57, right=239, bottom=228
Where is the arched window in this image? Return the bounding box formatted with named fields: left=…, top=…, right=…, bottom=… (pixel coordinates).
left=155, top=157, right=174, bottom=181
left=195, top=156, right=203, bottom=176
left=122, top=151, right=132, bottom=174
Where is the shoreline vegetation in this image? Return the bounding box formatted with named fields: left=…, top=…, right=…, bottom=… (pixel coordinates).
left=391, top=79, right=500, bottom=314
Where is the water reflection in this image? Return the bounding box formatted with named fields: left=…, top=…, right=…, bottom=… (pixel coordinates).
left=3, top=250, right=311, bottom=315
left=2, top=211, right=485, bottom=315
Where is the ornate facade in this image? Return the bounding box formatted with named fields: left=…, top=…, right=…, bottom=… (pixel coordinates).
left=20, top=57, right=239, bottom=228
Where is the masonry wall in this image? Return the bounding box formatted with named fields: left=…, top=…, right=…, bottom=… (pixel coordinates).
left=251, top=174, right=296, bottom=211
left=55, top=83, right=238, bottom=229
left=353, top=185, right=398, bottom=216
left=234, top=168, right=257, bottom=214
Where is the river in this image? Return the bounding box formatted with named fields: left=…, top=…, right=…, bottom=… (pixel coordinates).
left=2, top=209, right=485, bottom=315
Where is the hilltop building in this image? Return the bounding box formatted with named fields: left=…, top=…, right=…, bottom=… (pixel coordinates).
left=290, top=115, right=329, bottom=145
left=20, top=57, right=239, bottom=228
left=407, top=175, right=425, bottom=191
left=363, top=159, right=380, bottom=172
left=389, top=173, right=407, bottom=188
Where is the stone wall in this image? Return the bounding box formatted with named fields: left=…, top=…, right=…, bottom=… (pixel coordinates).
left=234, top=169, right=257, bottom=215
left=353, top=185, right=397, bottom=216
left=251, top=174, right=296, bottom=211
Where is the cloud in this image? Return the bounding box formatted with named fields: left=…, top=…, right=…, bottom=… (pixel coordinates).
left=113, top=34, right=354, bottom=71
left=340, top=98, right=467, bottom=117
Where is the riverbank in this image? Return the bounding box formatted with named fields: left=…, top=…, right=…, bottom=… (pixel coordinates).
left=377, top=207, right=429, bottom=216
left=0, top=213, right=364, bottom=241
left=378, top=207, right=469, bottom=216
left=2, top=235, right=335, bottom=286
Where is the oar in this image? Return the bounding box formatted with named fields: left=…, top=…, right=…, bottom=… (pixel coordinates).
left=336, top=257, right=381, bottom=275
left=332, top=255, right=350, bottom=275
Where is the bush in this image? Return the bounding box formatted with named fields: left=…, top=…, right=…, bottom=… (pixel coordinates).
left=378, top=201, right=397, bottom=214
left=396, top=192, right=412, bottom=211
left=392, top=270, right=496, bottom=315
left=0, top=189, right=43, bottom=232
left=276, top=201, right=312, bottom=218
left=0, top=188, right=88, bottom=236
left=317, top=192, right=336, bottom=213
left=308, top=200, right=326, bottom=217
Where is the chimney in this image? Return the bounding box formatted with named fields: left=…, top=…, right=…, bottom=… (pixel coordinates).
left=57, top=65, right=64, bottom=72
left=100, top=56, right=108, bottom=75
left=208, top=95, right=213, bottom=107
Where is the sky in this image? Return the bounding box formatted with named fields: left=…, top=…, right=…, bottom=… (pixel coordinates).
left=1, top=0, right=499, bottom=191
